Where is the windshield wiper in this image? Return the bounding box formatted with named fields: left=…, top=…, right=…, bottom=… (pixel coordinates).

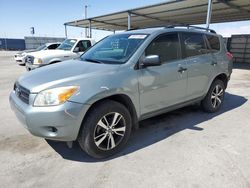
left=84, top=58, right=103, bottom=64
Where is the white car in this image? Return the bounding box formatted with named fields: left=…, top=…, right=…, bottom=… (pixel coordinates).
left=25, top=38, right=96, bottom=71
left=14, top=43, right=61, bottom=65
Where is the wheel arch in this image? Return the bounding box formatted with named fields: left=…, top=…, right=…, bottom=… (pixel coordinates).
left=48, top=58, right=62, bottom=64
left=49, top=60, right=61, bottom=64
left=81, top=94, right=139, bottom=131
left=214, top=73, right=228, bottom=88
left=203, top=73, right=228, bottom=99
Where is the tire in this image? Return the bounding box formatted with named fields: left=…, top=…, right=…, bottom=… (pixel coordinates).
left=201, top=79, right=225, bottom=113
left=78, top=100, right=132, bottom=158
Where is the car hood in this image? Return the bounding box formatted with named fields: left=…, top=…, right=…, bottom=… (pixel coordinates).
left=27, top=49, right=70, bottom=59
left=24, top=49, right=37, bottom=53
left=15, top=49, right=36, bottom=55
left=17, top=60, right=119, bottom=93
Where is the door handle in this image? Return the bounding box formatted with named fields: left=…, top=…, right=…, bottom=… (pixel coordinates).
left=178, top=67, right=187, bottom=73
left=211, top=61, right=217, bottom=66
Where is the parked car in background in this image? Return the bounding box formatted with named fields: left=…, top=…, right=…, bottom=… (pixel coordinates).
left=14, top=43, right=61, bottom=65
left=10, top=26, right=233, bottom=158
left=25, top=38, right=96, bottom=71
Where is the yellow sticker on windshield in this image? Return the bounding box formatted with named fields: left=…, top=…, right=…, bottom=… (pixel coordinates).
left=128, top=35, right=147, bottom=39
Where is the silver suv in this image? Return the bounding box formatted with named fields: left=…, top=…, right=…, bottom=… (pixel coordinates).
left=10, top=26, right=233, bottom=158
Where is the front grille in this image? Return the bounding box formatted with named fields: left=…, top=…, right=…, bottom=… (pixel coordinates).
left=14, top=83, right=30, bottom=104
left=25, top=56, right=34, bottom=64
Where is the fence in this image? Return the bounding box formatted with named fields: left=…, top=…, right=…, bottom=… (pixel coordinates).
left=24, top=36, right=65, bottom=49
left=0, top=38, right=25, bottom=50
left=229, top=35, right=250, bottom=63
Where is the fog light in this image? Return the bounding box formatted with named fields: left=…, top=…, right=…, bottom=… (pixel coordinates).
left=47, top=126, right=57, bottom=133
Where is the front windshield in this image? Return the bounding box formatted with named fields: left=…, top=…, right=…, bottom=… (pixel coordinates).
left=81, top=33, right=148, bottom=64
left=57, top=39, right=77, bottom=51
left=36, top=44, right=46, bottom=51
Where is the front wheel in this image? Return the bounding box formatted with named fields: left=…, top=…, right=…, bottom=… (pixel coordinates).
left=78, top=100, right=132, bottom=158
left=201, top=79, right=225, bottom=113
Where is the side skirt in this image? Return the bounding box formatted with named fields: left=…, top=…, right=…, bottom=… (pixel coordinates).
left=139, top=97, right=204, bottom=121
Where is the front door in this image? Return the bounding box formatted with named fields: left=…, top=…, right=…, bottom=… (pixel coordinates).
left=138, top=33, right=188, bottom=115
left=72, top=40, right=92, bottom=58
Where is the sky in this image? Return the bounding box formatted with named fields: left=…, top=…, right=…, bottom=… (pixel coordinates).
left=0, top=0, right=250, bottom=41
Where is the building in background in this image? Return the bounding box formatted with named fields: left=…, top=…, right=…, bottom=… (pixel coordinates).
left=0, top=37, right=65, bottom=51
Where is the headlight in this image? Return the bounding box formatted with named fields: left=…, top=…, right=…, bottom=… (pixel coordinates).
left=33, top=58, right=43, bottom=65
left=34, top=86, right=79, bottom=106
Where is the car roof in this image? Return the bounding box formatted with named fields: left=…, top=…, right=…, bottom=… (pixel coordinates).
left=124, top=27, right=220, bottom=37
left=67, top=38, right=95, bottom=41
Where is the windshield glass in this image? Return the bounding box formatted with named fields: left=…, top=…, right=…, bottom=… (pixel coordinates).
left=81, top=34, right=148, bottom=64
left=57, top=39, right=77, bottom=51
left=36, top=44, right=47, bottom=51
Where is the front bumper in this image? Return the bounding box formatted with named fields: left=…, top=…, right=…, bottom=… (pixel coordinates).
left=9, top=91, right=90, bottom=141
left=14, top=56, right=25, bottom=64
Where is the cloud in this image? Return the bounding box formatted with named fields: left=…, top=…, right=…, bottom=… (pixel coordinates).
left=205, top=21, right=250, bottom=37
left=215, top=25, right=250, bottom=37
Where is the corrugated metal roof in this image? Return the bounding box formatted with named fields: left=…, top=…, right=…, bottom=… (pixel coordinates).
left=65, top=0, right=250, bottom=31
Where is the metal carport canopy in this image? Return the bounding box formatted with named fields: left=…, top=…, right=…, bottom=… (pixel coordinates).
left=65, top=0, right=250, bottom=31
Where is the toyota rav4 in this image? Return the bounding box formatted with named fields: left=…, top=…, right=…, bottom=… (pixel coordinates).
left=10, top=26, right=233, bottom=158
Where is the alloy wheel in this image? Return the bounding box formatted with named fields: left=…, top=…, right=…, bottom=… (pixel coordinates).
left=211, top=85, right=224, bottom=108
left=94, top=112, right=126, bottom=150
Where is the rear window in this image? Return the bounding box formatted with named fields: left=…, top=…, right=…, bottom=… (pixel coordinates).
left=182, top=33, right=207, bottom=58
left=206, top=35, right=220, bottom=52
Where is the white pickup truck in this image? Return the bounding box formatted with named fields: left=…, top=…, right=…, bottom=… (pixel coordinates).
left=14, top=43, right=61, bottom=65
left=25, top=38, right=96, bottom=71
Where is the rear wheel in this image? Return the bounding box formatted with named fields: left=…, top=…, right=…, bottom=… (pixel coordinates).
left=78, top=100, right=132, bottom=158
left=201, top=79, right=225, bottom=113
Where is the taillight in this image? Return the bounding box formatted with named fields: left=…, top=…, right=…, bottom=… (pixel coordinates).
left=226, top=52, right=233, bottom=60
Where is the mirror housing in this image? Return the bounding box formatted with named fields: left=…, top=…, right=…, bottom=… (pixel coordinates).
left=141, top=55, right=161, bottom=67
left=73, top=47, right=80, bottom=53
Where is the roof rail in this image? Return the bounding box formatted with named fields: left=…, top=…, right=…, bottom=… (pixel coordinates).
left=165, top=24, right=216, bottom=34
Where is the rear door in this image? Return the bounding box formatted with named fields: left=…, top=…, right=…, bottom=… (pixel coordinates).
left=205, top=34, right=222, bottom=71
left=138, top=33, right=188, bottom=115
left=180, top=32, right=216, bottom=100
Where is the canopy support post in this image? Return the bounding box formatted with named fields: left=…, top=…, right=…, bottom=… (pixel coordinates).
left=89, top=20, right=92, bottom=38
left=64, top=24, right=68, bottom=38
left=206, top=0, right=213, bottom=29
left=128, top=12, right=131, bottom=30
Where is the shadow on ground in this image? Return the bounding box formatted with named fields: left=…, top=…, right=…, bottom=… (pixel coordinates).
left=233, top=62, right=250, bottom=70
left=47, top=92, right=247, bottom=162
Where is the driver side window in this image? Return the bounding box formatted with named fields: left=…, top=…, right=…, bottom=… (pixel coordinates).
left=145, top=33, right=180, bottom=64
left=75, top=40, right=91, bottom=52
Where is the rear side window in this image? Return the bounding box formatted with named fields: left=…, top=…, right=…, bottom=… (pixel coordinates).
left=182, top=33, right=207, bottom=58
left=145, top=33, right=180, bottom=63
left=206, top=35, right=220, bottom=52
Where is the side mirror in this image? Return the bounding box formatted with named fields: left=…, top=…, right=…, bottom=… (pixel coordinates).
left=141, top=55, right=161, bottom=67
left=73, top=47, right=80, bottom=53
